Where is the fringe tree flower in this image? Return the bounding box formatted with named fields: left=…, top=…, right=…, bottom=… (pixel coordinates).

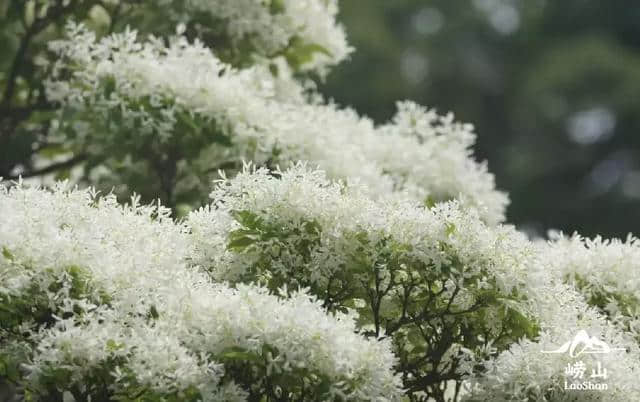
left=187, top=163, right=535, bottom=399
left=541, top=232, right=640, bottom=343
left=153, top=0, right=353, bottom=73
left=0, top=181, right=402, bottom=401
left=46, top=24, right=507, bottom=222
left=467, top=278, right=640, bottom=401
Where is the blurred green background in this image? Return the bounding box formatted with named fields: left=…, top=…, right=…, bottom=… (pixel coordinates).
left=321, top=0, right=640, bottom=238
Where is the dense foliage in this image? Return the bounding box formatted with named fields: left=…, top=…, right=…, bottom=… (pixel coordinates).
left=2, top=1, right=640, bottom=401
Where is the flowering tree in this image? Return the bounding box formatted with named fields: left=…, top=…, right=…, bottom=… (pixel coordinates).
left=1, top=1, right=640, bottom=401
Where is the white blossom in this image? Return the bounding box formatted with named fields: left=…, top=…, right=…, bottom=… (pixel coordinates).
left=541, top=232, right=640, bottom=342
left=156, top=0, right=352, bottom=73
left=189, top=163, right=524, bottom=293
left=187, top=163, right=539, bottom=395
left=4, top=1, right=633, bottom=400
left=46, top=24, right=507, bottom=223
left=466, top=265, right=640, bottom=401
left=0, top=181, right=402, bottom=400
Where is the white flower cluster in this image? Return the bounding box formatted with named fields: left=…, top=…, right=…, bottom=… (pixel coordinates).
left=184, top=164, right=640, bottom=400
left=188, top=163, right=526, bottom=295
left=373, top=101, right=508, bottom=225
left=0, top=181, right=402, bottom=400
left=468, top=277, right=640, bottom=401
left=46, top=24, right=507, bottom=223
left=11, top=2, right=638, bottom=399
left=465, top=234, right=640, bottom=401
left=187, top=163, right=536, bottom=395
left=5, top=165, right=640, bottom=400
left=541, top=232, right=640, bottom=341
left=155, top=0, right=352, bottom=73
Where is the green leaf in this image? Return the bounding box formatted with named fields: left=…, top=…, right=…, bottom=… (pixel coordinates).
left=148, top=305, right=159, bottom=320
left=102, top=76, right=116, bottom=98
left=66, top=265, right=91, bottom=299
left=38, top=145, right=69, bottom=159
left=2, top=246, right=14, bottom=261
left=284, top=37, right=332, bottom=70
left=227, top=233, right=257, bottom=252
left=207, top=131, right=233, bottom=147
left=231, top=210, right=263, bottom=230
left=176, top=110, right=200, bottom=132
left=106, top=339, right=124, bottom=352
left=304, top=220, right=322, bottom=235
left=445, top=223, right=456, bottom=236
left=220, top=347, right=262, bottom=363
left=0, top=353, right=21, bottom=382
left=424, top=196, right=436, bottom=208
left=269, top=0, right=286, bottom=14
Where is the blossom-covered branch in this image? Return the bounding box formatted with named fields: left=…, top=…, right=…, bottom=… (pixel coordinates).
left=187, top=163, right=533, bottom=398
left=0, top=181, right=402, bottom=401
left=46, top=24, right=507, bottom=222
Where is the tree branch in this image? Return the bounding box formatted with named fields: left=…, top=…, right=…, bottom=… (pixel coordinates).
left=1, top=0, right=80, bottom=141
left=7, top=154, right=86, bottom=180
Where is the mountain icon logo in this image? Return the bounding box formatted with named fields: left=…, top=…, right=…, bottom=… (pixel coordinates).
left=541, top=330, right=625, bottom=358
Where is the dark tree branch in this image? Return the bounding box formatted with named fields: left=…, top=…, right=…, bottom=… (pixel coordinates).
left=1, top=0, right=81, bottom=139
left=7, top=154, right=86, bottom=180
left=1, top=24, right=36, bottom=109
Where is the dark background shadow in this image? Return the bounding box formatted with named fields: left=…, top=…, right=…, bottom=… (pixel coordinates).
left=321, top=0, right=640, bottom=238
